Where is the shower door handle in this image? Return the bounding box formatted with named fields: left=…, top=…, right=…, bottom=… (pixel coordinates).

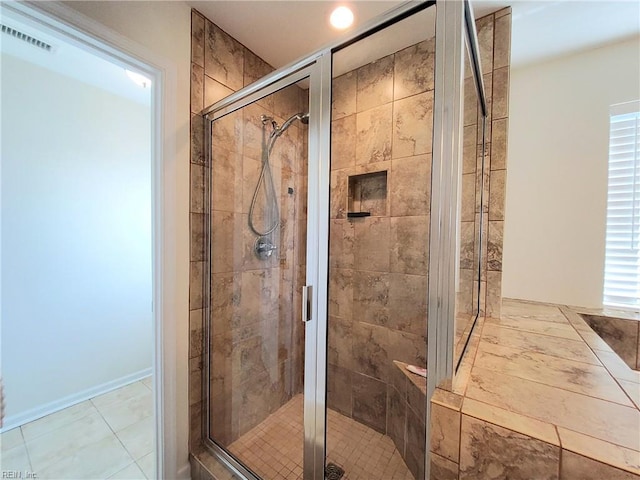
left=302, top=285, right=312, bottom=323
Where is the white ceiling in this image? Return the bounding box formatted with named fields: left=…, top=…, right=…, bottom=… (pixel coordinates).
left=0, top=6, right=151, bottom=106
left=1, top=1, right=637, bottom=105
left=189, top=0, right=640, bottom=71
left=509, top=0, right=640, bottom=68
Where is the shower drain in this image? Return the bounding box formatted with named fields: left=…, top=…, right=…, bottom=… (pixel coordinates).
left=325, top=463, right=345, bottom=480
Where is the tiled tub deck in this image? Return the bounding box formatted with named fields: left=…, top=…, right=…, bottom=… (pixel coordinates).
left=574, top=307, right=640, bottom=371
left=430, top=299, right=640, bottom=480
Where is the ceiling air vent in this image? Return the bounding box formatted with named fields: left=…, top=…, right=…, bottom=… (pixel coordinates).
left=1, top=24, right=53, bottom=52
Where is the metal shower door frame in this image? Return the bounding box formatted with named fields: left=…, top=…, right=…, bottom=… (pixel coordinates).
left=202, top=59, right=328, bottom=480
left=426, top=0, right=487, bottom=477
left=201, top=1, right=462, bottom=479
left=426, top=0, right=488, bottom=397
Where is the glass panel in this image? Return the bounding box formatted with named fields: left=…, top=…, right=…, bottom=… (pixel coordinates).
left=207, top=80, right=309, bottom=479
left=454, top=32, right=486, bottom=369
left=327, top=5, right=435, bottom=480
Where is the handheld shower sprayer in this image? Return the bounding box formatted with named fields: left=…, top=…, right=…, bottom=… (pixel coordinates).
left=250, top=111, right=309, bottom=260
left=261, top=112, right=309, bottom=140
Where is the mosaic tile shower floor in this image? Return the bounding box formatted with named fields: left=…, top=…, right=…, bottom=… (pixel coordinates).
left=227, top=394, right=414, bottom=480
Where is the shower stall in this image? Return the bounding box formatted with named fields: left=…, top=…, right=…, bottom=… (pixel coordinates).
left=196, top=1, right=488, bottom=479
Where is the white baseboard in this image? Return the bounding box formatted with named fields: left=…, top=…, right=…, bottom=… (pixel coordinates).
left=1, top=367, right=152, bottom=432
left=176, top=462, right=191, bottom=480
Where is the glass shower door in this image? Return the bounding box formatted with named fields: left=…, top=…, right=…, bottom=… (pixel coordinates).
left=326, top=5, right=436, bottom=480
left=205, top=75, right=315, bottom=480
left=454, top=4, right=488, bottom=371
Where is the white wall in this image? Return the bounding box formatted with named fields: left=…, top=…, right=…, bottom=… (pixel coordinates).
left=58, top=1, right=192, bottom=476
left=1, top=54, right=152, bottom=424
left=503, top=37, right=640, bottom=307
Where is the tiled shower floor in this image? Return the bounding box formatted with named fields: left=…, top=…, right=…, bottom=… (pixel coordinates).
left=227, top=395, right=414, bottom=480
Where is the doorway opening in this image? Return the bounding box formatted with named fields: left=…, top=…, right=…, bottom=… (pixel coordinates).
left=0, top=4, right=163, bottom=479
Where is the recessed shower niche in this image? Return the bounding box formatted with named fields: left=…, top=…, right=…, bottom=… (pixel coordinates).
left=347, top=170, right=388, bottom=218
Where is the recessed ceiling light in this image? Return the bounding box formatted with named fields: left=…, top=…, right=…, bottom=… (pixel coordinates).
left=125, top=69, right=151, bottom=88
left=330, top=6, right=354, bottom=30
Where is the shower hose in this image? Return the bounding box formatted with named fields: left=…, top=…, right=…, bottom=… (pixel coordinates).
left=248, top=118, right=280, bottom=237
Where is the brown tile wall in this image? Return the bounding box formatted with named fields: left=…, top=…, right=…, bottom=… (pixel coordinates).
left=189, top=10, right=206, bottom=454
left=328, top=39, right=435, bottom=441
left=387, top=362, right=429, bottom=480
left=481, top=8, right=511, bottom=319
left=189, top=9, right=308, bottom=452
left=327, top=36, right=435, bottom=480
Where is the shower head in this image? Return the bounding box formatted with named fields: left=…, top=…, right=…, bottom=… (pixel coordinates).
left=275, top=112, right=310, bottom=137
left=261, top=114, right=278, bottom=131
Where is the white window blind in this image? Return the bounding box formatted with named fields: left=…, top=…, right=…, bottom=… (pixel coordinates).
left=603, top=100, right=640, bottom=309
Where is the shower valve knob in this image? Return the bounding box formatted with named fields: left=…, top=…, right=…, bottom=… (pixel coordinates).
left=254, top=236, right=277, bottom=260
left=257, top=242, right=276, bottom=253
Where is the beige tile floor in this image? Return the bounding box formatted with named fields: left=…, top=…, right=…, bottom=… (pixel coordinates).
left=1, top=377, right=154, bottom=480
left=228, top=394, right=414, bottom=480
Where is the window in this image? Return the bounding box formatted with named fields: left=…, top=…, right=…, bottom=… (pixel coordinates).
left=603, top=101, right=640, bottom=309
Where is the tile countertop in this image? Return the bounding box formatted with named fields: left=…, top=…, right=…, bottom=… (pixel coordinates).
left=445, top=298, right=640, bottom=476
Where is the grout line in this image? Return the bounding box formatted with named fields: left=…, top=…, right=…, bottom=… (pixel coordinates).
left=137, top=455, right=152, bottom=480
left=485, top=320, right=580, bottom=341
left=21, top=406, right=124, bottom=477
left=106, top=460, right=141, bottom=480
left=475, top=339, right=607, bottom=369
left=471, top=362, right=637, bottom=409
left=93, top=381, right=154, bottom=414
left=460, top=315, right=486, bottom=399
left=19, top=426, right=35, bottom=475
left=19, top=401, right=98, bottom=445
left=461, top=402, right=559, bottom=447
left=562, top=308, right=640, bottom=394
left=486, top=323, right=601, bottom=352
left=606, top=374, right=640, bottom=411
left=556, top=425, right=563, bottom=479
left=93, top=384, right=154, bottom=475
left=557, top=425, right=640, bottom=460
left=141, top=377, right=153, bottom=392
